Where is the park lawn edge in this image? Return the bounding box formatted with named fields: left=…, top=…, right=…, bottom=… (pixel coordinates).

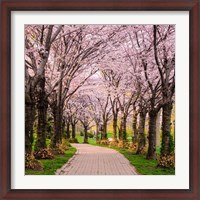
left=90, top=143, right=175, bottom=175
left=25, top=147, right=77, bottom=175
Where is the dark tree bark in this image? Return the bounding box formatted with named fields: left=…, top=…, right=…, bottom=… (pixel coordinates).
left=66, top=122, right=70, bottom=139
left=72, top=123, right=76, bottom=139
left=119, top=114, right=127, bottom=141
left=156, top=109, right=161, bottom=147
left=51, top=105, right=59, bottom=147
left=161, top=102, right=173, bottom=155
left=25, top=25, right=63, bottom=152
left=35, top=77, right=48, bottom=151
left=136, top=111, right=146, bottom=155
left=118, top=124, right=122, bottom=141
left=50, top=102, right=63, bottom=147
left=50, top=81, right=64, bottom=148
left=84, top=125, right=88, bottom=143
left=173, top=119, right=175, bottom=145
left=110, top=98, right=119, bottom=141
left=153, top=25, right=175, bottom=157
left=101, top=120, right=108, bottom=140
left=58, top=106, right=64, bottom=143
left=61, top=118, right=65, bottom=139
left=132, top=110, right=138, bottom=143
left=113, top=114, right=118, bottom=141
left=146, top=110, right=157, bottom=159
left=34, top=25, right=59, bottom=150
left=25, top=94, right=36, bottom=154
left=95, top=122, right=99, bottom=142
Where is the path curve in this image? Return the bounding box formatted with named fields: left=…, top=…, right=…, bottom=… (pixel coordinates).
left=56, top=144, right=138, bottom=175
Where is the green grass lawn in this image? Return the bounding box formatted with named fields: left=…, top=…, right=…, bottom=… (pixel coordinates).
left=112, top=147, right=175, bottom=175
left=76, top=133, right=96, bottom=144
left=83, top=138, right=175, bottom=175
left=25, top=147, right=76, bottom=175
left=28, top=132, right=174, bottom=175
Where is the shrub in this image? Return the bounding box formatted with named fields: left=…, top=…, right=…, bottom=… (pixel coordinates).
left=34, top=148, right=54, bottom=159
left=61, top=138, right=71, bottom=148
left=25, top=153, right=43, bottom=170
left=158, top=153, right=175, bottom=168
left=136, top=146, right=148, bottom=155
left=109, top=140, right=119, bottom=147
left=49, top=140, right=71, bottom=155
left=68, top=138, right=79, bottom=143
left=128, top=143, right=138, bottom=152
left=50, top=147, right=65, bottom=155
left=88, top=132, right=94, bottom=138
left=117, top=140, right=129, bottom=148
left=100, top=140, right=110, bottom=145
left=80, top=131, right=84, bottom=136
left=57, top=139, right=70, bottom=152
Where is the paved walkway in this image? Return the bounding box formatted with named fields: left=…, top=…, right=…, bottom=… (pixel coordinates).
left=56, top=144, right=138, bottom=175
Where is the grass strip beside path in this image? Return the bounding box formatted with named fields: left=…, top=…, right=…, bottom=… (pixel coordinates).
left=94, top=144, right=175, bottom=175
left=25, top=147, right=76, bottom=175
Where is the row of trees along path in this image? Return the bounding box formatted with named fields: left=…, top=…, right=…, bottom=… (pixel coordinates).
left=25, top=25, right=175, bottom=169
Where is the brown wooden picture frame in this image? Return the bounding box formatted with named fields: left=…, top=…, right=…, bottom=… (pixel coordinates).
left=0, top=0, right=199, bottom=199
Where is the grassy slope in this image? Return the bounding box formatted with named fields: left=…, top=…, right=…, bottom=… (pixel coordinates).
left=26, top=147, right=76, bottom=175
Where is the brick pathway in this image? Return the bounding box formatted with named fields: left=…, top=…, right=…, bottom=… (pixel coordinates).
left=56, top=144, right=138, bottom=175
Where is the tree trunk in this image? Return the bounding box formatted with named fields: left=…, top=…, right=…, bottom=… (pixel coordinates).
left=96, top=123, right=99, bottom=142
left=136, top=111, right=146, bottom=155
left=51, top=70, right=64, bottom=147
left=113, top=115, right=118, bottom=141
left=101, top=120, right=107, bottom=140
left=72, top=123, right=76, bottom=139
left=57, top=105, right=63, bottom=143
left=66, top=122, right=70, bottom=139
left=132, top=111, right=138, bottom=143
left=35, top=78, right=48, bottom=151
left=146, top=110, right=157, bottom=159
left=61, top=118, right=65, bottom=139
left=161, top=102, right=173, bottom=156
left=84, top=126, right=88, bottom=143
left=156, top=109, right=161, bottom=147
left=118, top=123, right=122, bottom=141
left=51, top=104, right=63, bottom=148
left=51, top=106, right=59, bottom=147
left=25, top=95, right=36, bottom=154
left=120, top=114, right=127, bottom=141
left=173, top=120, right=175, bottom=145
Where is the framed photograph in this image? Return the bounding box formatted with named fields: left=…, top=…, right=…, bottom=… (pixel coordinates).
left=0, top=0, right=199, bottom=199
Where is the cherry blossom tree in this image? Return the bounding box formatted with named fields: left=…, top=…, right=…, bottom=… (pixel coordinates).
left=25, top=24, right=175, bottom=164
left=153, top=25, right=175, bottom=156
left=25, top=25, right=62, bottom=153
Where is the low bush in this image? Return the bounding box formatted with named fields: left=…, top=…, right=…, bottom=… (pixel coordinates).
left=136, top=146, right=148, bottom=155
left=128, top=143, right=138, bottom=152
left=109, top=140, right=119, bottom=147
left=50, top=147, right=65, bottom=155
left=61, top=139, right=71, bottom=148
left=68, top=138, right=79, bottom=143
left=158, top=153, right=175, bottom=168
left=25, top=153, right=43, bottom=170
left=80, top=131, right=84, bottom=136
left=100, top=140, right=110, bottom=145
left=88, top=132, right=94, bottom=138
left=117, top=140, right=130, bottom=149
left=34, top=148, right=54, bottom=159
